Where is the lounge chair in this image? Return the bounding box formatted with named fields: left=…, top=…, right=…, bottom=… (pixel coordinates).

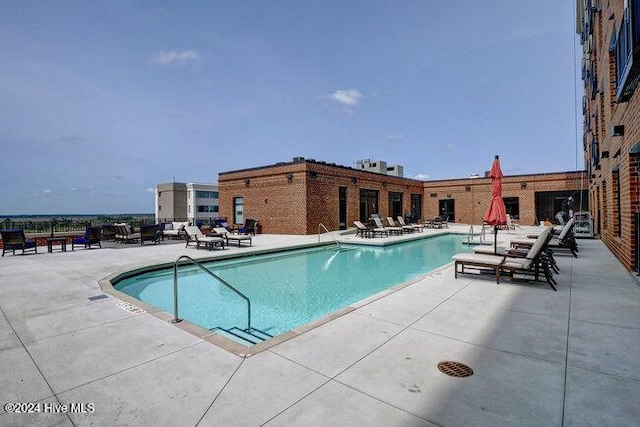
left=71, top=226, right=102, bottom=250
left=353, top=221, right=376, bottom=238
left=397, top=216, right=423, bottom=232
left=498, top=214, right=516, bottom=232
left=1, top=229, right=38, bottom=256
left=373, top=217, right=402, bottom=235
left=512, top=218, right=578, bottom=258
left=115, top=224, right=141, bottom=244
left=453, top=226, right=558, bottom=290
left=162, top=221, right=189, bottom=240
left=213, top=227, right=252, bottom=247
left=356, top=220, right=388, bottom=237
left=101, top=224, right=118, bottom=241
left=140, top=224, right=161, bottom=246
left=184, top=226, right=225, bottom=250
left=388, top=216, right=414, bottom=233
left=425, top=216, right=444, bottom=229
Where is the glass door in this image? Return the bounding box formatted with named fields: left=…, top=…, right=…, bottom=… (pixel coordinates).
left=233, top=197, right=244, bottom=225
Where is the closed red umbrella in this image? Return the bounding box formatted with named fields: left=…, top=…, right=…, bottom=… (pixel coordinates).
left=483, top=155, right=507, bottom=254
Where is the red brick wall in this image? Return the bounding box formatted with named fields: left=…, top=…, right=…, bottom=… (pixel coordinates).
left=423, top=171, right=587, bottom=225
left=219, top=160, right=586, bottom=235
left=219, top=161, right=424, bottom=234
left=579, top=0, right=640, bottom=271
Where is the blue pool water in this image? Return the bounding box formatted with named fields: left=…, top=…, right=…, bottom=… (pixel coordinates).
left=115, top=234, right=470, bottom=338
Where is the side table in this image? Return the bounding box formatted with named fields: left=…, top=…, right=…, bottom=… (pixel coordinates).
left=47, top=237, right=67, bottom=253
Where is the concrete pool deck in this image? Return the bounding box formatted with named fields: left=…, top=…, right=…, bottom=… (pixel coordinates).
left=1, top=225, right=639, bottom=426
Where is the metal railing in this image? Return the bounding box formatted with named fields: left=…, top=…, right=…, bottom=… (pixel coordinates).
left=318, top=223, right=341, bottom=250
left=0, top=215, right=157, bottom=234
left=467, top=225, right=487, bottom=245
left=172, top=255, right=251, bottom=330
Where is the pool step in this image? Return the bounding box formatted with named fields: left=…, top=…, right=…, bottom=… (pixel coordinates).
left=211, top=326, right=274, bottom=346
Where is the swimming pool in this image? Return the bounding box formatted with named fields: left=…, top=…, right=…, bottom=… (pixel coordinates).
left=115, top=234, right=470, bottom=343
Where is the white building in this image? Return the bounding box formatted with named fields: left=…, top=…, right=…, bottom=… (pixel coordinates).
left=354, top=159, right=404, bottom=177
left=155, top=182, right=219, bottom=224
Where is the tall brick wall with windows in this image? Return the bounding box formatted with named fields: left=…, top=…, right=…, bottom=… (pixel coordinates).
left=219, top=158, right=586, bottom=236
left=578, top=0, right=640, bottom=271
left=423, top=171, right=586, bottom=225
left=219, top=160, right=424, bottom=235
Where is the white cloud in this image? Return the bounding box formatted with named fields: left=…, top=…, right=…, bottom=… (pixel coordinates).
left=152, top=50, right=201, bottom=66
left=42, top=189, right=53, bottom=194
left=145, top=188, right=155, bottom=193
left=413, top=174, right=430, bottom=181
left=328, top=89, right=363, bottom=107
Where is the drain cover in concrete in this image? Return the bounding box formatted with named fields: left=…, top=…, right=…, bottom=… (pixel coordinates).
left=437, top=361, right=474, bottom=378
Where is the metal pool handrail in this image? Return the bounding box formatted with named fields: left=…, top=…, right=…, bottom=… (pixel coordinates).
left=467, top=225, right=487, bottom=245
left=172, top=255, right=251, bottom=331
left=318, top=223, right=341, bottom=250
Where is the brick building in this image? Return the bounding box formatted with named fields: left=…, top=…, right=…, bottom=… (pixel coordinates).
left=577, top=0, right=640, bottom=272
left=218, top=157, right=587, bottom=236
left=423, top=171, right=587, bottom=226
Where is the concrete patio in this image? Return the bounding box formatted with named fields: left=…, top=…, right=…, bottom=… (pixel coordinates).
left=1, top=226, right=639, bottom=426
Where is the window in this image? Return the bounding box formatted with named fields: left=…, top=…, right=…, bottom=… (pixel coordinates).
left=195, top=190, right=218, bottom=199
left=614, top=0, right=640, bottom=101
left=233, top=197, right=244, bottom=224
left=602, top=181, right=608, bottom=230
left=410, top=194, right=423, bottom=220
left=503, top=197, right=520, bottom=220
left=591, top=136, right=600, bottom=166
left=359, top=189, right=379, bottom=222
left=388, top=192, right=403, bottom=219
left=613, top=168, right=621, bottom=236
left=197, top=205, right=219, bottom=213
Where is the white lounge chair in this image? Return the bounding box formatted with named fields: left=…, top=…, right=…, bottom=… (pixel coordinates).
left=453, top=226, right=557, bottom=290
left=373, top=217, right=402, bottom=235
left=387, top=216, right=413, bottom=233
left=213, top=227, right=252, bottom=247
left=397, top=216, right=423, bottom=232
left=184, top=226, right=225, bottom=250
left=354, top=220, right=386, bottom=238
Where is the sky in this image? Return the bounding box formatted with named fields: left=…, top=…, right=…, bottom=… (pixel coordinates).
left=0, top=1, right=582, bottom=215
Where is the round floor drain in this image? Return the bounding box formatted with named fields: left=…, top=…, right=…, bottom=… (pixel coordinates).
left=437, top=361, right=474, bottom=378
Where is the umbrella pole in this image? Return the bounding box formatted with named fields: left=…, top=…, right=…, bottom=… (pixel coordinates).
left=494, top=225, right=498, bottom=254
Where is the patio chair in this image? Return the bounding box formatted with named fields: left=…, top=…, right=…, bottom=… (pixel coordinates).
left=353, top=221, right=374, bottom=238
left=355, top=220, right=387, bottom=238
left=115, top=224, right=141, bottom=244
left=426, top=216, right=444, bottom=229
left=397, top=216, right=423, bottom=232
left=184, top=226, right=225, bottom=250
left=101, top=224, right=118, bottom=242
left=1, top=229, right=38, bottom=256
left=162, top=221, right=189, bottom=240
left=213, top=227, right=252, bottom=247
left=237, top=219, right=259, bottom=235
left=71, top=226, right=102, bottom=250
left=373, top=217, right=402, bottom=235
left=453, top=226, right=557, bottom=290
left=140, top=224, right=161, bottom=246
left=512, top=218, right=578, bottom=258
left=388, top=216, right=414, bottom=233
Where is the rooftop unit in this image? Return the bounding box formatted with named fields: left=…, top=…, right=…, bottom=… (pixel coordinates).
left=355, top=159, right=404, bottom=177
